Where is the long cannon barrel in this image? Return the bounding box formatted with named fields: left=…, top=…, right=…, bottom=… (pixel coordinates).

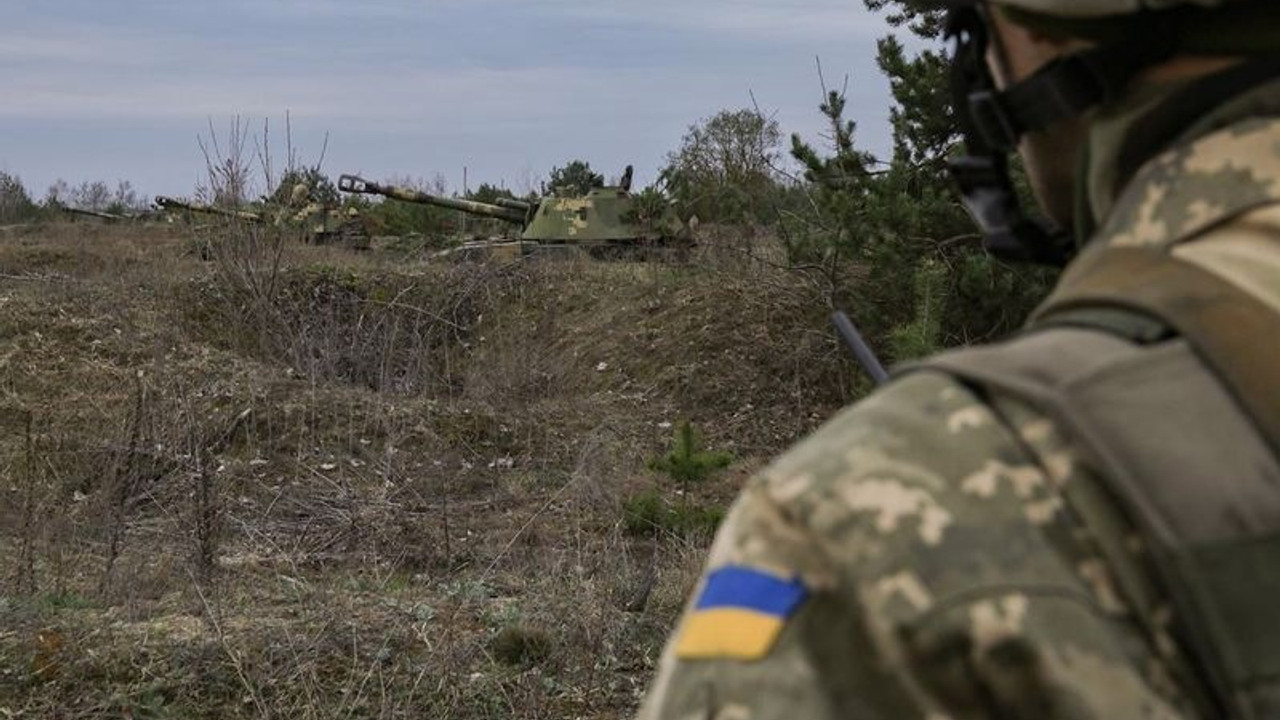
left=60, top=206, right=128, bottom=222
left=155, top=195, right=262, bottom=222
left=338, top=175, right=528, bottom=225
left=495, top=197, right=533, bottom=212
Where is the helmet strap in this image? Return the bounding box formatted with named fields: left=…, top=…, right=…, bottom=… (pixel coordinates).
left=945, top=7, right=1178, bottom=266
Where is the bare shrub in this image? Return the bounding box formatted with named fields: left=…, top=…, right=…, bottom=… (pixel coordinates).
left=197, top=116, right=254, bottom=207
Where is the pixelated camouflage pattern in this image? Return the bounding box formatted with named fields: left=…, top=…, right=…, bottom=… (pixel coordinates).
left=639, top=373, right=1196, bottom=720
left=522, top=186, right=684, bottom=243
left=154, top=190, right=368, bottom=248
left=1065, top=108, right=1280, bottom=315
left=640, top=57, right=1280, bottom=720
left=1098, top=117, right=1280, bottom=248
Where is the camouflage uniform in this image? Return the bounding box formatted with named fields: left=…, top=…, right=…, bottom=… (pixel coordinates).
left=639, top=12, right=1280, bottom=720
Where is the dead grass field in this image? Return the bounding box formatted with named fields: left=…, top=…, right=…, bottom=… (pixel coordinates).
left=0, top=220, right=861, bottom=719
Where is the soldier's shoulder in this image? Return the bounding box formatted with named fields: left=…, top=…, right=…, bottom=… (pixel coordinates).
left=749, top=369, right=1073, bottom=545
left=758, top=370, right=1022, bottom=510
left=1103, top=115, right=1280, bottom=249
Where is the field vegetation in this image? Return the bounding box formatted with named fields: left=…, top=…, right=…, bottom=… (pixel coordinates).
left=0, top=220, right=860, bottom=719
left=0, top=2, right=1059, bottom=717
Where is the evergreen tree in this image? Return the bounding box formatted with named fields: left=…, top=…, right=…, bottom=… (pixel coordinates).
left=548, top=160, right=604, bottom=197
left=648, top=421, right=733, bottom=498
left=270, top=167, right=339, bottom=207
left=787, top=1, right=1054, bottom=362
left=468, top=182, right=516, bottom=205
left=0, top=172, right=36, bottom=223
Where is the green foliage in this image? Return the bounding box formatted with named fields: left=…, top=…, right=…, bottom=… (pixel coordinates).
left=349, top=187, right=454, bottom=237
left=786, top=91, right=877, bottom=265
left=662, top=108, right=785, bottom=223
left=9, top=590, right=95, bottom=612
left=863, top=0, right=948, bottom=38
left=624, top=421, right=731, bottom=539
left=622, top=186, right=673, bottom=229
left=489, top=624, right=552, bottom=667
left=888, top=260, right=945, bottom=361
left=784, top=4, right=1055, bottom=362
left=468, top=183, right=516, bottom=205
left=548, top=160, right=604, bottom=197
left=0, top=171, right=37, bottom=223
left=622, top=488, right=665, bottom=535
left=648, top=421, right=733, bottom=491
left=271, top=167, right=339, bottom=207
left=621, top=489, right=725, bottom=539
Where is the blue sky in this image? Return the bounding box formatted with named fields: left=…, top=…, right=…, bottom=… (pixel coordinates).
left=1, top=0, right=917, bottom=200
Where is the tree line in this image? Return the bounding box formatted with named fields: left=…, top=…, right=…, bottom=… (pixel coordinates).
left=0, top=174, right=151, bottom=223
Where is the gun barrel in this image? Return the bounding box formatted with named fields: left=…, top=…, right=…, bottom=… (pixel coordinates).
left=61, top=206, right=126, bottom=221
left=831, top=311, right=889, bottom=386
left=155, top=195, right=261, bottom=222
left=338, top=174, right=527, bottom=225
left=495, top=197, right=533, bottom=212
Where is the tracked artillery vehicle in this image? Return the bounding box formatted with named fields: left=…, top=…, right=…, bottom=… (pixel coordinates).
left=337, top=166, right=689, bottom=260
left=155, top=195, right=369, bottom=249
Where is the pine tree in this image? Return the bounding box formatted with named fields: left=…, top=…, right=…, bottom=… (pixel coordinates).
left=548, top=160, right=604, bottom=197
left=648, top=421, right=733, bottom=498
left=787, top=1, right=1054, bottom=362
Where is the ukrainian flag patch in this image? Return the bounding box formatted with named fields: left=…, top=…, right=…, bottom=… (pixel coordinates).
left=675, top=565, right=809, bottom=661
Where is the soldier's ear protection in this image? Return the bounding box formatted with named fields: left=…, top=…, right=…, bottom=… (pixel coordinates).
left=944, top=3, right=1178, bottom=266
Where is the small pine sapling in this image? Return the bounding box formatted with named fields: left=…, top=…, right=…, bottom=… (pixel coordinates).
left=648, top=421, right=733, bottom=499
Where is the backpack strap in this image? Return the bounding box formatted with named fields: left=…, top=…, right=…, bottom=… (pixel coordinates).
left=920, top=323, right=1280, bottom=718
left=1034, top=243, right=1280, bottom=457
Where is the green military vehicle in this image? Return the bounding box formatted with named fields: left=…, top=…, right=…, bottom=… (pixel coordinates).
left=336, top=165, right=690, bottom=260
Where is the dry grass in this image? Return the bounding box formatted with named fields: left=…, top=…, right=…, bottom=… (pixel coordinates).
left=0, top=220, right=861, bottom=718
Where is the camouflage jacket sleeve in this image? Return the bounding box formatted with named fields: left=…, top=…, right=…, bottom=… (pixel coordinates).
left=638, top=372, right=1194, bottom=720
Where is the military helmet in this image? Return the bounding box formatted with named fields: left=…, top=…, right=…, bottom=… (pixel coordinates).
left=962, top=0, right=1229, bottom=16
left=942, top=0, right=1277, bottom=53
left=934, top=0, right=1273, bottom=265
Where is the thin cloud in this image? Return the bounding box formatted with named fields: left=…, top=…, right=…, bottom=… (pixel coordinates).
left=0, top=28, right=169, bottom=64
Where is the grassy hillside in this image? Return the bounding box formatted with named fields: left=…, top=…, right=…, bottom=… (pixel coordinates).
left=0, top=221, right=863, bottom=719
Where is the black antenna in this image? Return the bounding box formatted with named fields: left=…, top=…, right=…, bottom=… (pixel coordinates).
left=831, top=311, right=889, bottom=386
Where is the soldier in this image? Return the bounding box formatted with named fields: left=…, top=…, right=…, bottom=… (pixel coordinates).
left=640, top=1, right=1280, bottom=718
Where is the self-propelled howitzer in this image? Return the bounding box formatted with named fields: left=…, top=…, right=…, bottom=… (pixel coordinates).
left=338, top=167, right=690, bottom=257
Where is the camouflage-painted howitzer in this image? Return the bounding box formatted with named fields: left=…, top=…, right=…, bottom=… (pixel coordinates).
left=154, top=196, right=263, bottom=223
left=339, top=166, right=691, bottom=256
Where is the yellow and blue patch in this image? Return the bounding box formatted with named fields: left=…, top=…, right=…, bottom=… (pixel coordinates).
left=675, top=565, right=809, bottom=661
